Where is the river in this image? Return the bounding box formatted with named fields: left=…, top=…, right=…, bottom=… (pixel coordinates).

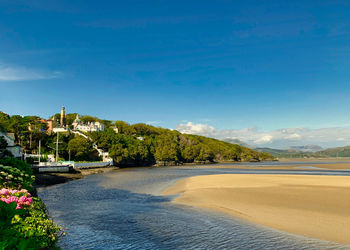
left=38, top=162, right=350, bottom=249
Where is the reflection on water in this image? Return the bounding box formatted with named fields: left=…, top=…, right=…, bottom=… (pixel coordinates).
left=39, top=165, right=350, bottom=249
left=295, top=166, right=324, bottom=170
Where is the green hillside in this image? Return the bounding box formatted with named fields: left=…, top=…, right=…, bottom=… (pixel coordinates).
left=255, top=148, right=311, bottom=158
left=0, top=111, right=274, bottom=166
left=313, top=146, right=350, bottom=158
left=90, top=121, right=275, bottom=166
left=257, top=145, right=350, bottom=159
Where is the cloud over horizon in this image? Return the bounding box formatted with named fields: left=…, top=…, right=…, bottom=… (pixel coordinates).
left=0, top=63, right=60, bottom=81
left=176, top=122, right=350, bottom=149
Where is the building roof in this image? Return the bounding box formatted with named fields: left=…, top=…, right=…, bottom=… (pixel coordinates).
left=0, top=131, right=15, bottom=142
left=73, top=114, right=81, bottom=124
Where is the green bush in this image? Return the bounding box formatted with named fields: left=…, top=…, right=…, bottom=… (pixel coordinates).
left=0, top=198, right=61, bottom=249
left=25, top=156, right=49, bottom=164
left=0, top=165, right=35, bottom=192
left=0, top=158, right=62, bottom=249
left=0, top=158, right=33, bottom=175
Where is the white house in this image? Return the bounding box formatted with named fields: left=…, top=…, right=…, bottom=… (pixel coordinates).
left=72, top=114, right=105, bottom=132
left=0, top=131, right=23, bottom=158
left=53, top=127, right=69, bottom=133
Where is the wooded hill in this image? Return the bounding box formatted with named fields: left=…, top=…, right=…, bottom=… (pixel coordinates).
left=0, top=111, right=274, bottom=166
left=255, top=147, right=311, bottom=158
left=312, top=146, right=350, bottom=158
left=90, top=121, right=274, bottom=166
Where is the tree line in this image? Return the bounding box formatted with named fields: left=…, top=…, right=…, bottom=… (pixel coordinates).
left=0, top=111, right=274, bottom=165
left=90, top=121, right=274, bottom=166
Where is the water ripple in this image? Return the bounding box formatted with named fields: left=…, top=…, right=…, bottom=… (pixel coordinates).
left=39, top=166, right=350, bottom=249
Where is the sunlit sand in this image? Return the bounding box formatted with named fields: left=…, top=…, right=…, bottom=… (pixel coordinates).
left=164, top=174, right=350, bottom=244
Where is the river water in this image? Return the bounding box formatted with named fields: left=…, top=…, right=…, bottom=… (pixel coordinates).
left=38, top=163, right=350, bottom=249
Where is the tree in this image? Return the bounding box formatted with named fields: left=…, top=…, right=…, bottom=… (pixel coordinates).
left=115, top=121, right=135, bottom=135
left=20, top=116, right=48, bottom=152
left=108, top=134, right=152, bottom=166
left=67, top=136, right=98, bottom=161
left=8, top=115, right=26, bottom=144
left=80, top=115, right=99, bottom=123
left=66, top=113, right=78, bottom=125
left=154, top=135, right=180, bottom=162
left=132, top=123, right=159, bottom=136
left=0, top=136, right=13, bottom=158
left=195, top=144, right=215, bottom=162
left=0, top=111, right=10, bottom=132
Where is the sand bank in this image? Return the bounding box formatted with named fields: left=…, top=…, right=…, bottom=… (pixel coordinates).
left=235, top=163, right=350, bottom=170
left=164, top=174, right=350, bottom=244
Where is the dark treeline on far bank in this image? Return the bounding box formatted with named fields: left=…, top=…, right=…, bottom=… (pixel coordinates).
left=0, top=111, right=274, bottom=166
left=90, top=122, right=274, bottom=166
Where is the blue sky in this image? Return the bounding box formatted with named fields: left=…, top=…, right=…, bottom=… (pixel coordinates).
left=1, top=1, right=350, bottom=147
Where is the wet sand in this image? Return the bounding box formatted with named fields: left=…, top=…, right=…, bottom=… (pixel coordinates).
left=164, top=174, right=350, bottom=244
left=235, top=163, right=350, bottom=170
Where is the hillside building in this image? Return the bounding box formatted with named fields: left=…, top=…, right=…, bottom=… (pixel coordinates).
left=0, top=131, right=23, bottom=158
left=72, top=114, right=105, bottom=132
left=52, top=106, right=69, bottom=133
left=60, top=105, right=66, bottom=126
left=40, top=118, right=53, bottom=133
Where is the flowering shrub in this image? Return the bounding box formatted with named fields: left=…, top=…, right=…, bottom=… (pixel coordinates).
left=0, top=188, right=33, bottom=209
left=0, top=159, right=61, bottom=249
left=0, top=158, right=33, bottom=175
left=0, top=188, right=61, bottom=249
left=0, top=165, right=35, bottom=191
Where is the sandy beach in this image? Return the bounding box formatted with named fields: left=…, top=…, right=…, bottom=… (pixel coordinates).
left=164, top=174, right=350, bottom=244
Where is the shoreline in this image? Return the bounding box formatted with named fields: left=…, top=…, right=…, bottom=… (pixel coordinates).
left=164, top=174, right=350, bottom=244
left=34, top=159, right=350, bottom=188
left=34, top=166, right=119, bottom=188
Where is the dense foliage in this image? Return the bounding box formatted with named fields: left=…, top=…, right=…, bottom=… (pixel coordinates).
left=90, top=123, right=274, bottom=166
left=0, top=159, right=61, bottom=249
left=0, top=111, right=102, bottom=162
left=0, top=137, right=13, bottom=158
left=0, top=110, right=274, bottom=165
left=67, top=136, right=100, bottom=161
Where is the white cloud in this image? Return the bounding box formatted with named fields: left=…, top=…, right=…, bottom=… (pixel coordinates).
left=284, top=133, right=302, bottom=140
left=0, top=63, right=60, bottom=81
left=175, top=121, right=350, bottom=148
left=176, top=122, right=216, bottom=135
left=254, top=135, right=273, bottom=144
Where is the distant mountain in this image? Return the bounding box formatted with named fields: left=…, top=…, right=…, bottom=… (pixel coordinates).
left=257, top=144, right=350, bottom=158
left=288, top=145, right=323, bottom=153
left=255, top=147, right=311, bottom=158
left=224, top=138, right=253, bottom=148
left=313, top=145, right=350, bottom=157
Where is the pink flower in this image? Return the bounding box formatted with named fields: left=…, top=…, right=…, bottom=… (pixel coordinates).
left=0, top=189, right=33, bottom=209
left=20, top=189, right=28, bottom=193
left=7, top=196, right=18, bottom=203
left=0, top=188, right=9, bottom=196
left=0, top=196, right=18, bottom=204
left=9, top=190, right=18, bottom=194
left=18, top=196, right=33, bottom=206
left=19, top=196, right=27, bottom=203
